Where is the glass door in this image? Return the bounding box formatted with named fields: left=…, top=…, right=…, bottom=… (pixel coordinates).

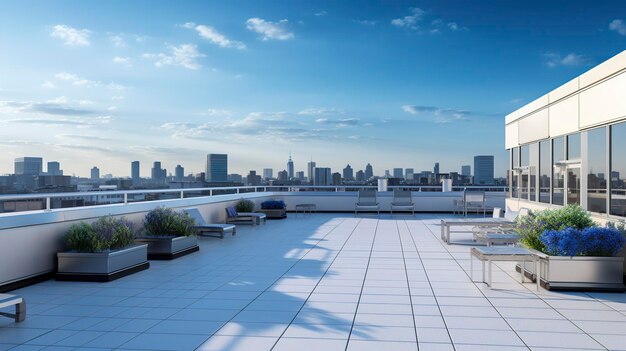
left=566, top=164, right=581, bottom=205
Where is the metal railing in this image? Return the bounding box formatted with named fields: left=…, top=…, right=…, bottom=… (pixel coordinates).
left=0, top=185, right=508, bottom=213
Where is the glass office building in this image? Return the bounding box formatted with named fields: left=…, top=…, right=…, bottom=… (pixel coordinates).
left=506, top=50, right=626, bottom=219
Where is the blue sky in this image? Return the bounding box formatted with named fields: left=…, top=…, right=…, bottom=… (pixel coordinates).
left=1, top=0, right=625, bottom=178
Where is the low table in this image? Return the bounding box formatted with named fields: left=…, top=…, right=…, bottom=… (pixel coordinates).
left=476, top=232, right=520, bottom=246
left=470, top=247, right=540, bottom=290
left=295, top=204, right=316, bottom=217
left=0, top=294, right=25, bottom=322
left=440, top=218, right=514, bottom=244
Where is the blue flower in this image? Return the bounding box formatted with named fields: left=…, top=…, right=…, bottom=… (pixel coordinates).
left=540, top=227, right=625, bottom=257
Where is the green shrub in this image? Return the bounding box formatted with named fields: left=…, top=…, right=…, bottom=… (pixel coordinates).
left=64, top=216, right=135, bottom=253
left=235, top=198, right=255, bottom=212
left=143, top=207, right=196, bottom=237
left=516, top=205, right=595, bottom=252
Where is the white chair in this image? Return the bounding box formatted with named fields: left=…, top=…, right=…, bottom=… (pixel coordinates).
left=355, top=190, right=379, bottom=216
left=464, top=191, right=486, bottom=217
left=390, top=190, right=414, bottom=216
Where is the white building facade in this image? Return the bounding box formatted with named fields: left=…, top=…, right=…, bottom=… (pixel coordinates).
left=505, top=50, right=626, bottom=220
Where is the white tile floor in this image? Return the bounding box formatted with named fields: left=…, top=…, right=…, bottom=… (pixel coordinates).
left=2, top=214, right=626, bottom=350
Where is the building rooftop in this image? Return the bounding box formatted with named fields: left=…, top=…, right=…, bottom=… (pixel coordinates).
left=2, top=214, right=626, bottom=350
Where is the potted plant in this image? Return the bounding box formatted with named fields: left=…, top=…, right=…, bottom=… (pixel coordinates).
left=235, top=198, right=255, bottom=213
left=57, top=216, right=149, bottom=282
left=515, top=205, right=626, bottom=291
left=259, top=200, right=287, bottom=219
left=135, top=207, right=199, bottom=260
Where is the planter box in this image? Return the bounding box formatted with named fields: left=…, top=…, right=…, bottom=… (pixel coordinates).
left=56, top=244, right=149, bottom=282
left=517, top=251, right=625, bottom=291
left=135, top=235, right=199, bottom=260
left=259, top=208, right=287, bottom=219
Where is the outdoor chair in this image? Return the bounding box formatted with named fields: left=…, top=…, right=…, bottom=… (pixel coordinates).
left=225, top=207, right=266, bottom=226
left=463, top=191, right=486, bottom=217
left=0, top=294, right=25, bottom=322
left=355, top=190, right=380, bottom=216
left=390, top=190, right=415, bottom=216
left=184, top=208, right=236, bottom=239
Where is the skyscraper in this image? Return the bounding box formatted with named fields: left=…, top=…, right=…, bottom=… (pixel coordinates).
left=355, top=170, right=365, bottom=181
left=47, top=161, right=62, bottom=176
left=287, top=153, right=294, bottom=179
left=434, top=162, right=440, bottom=176
left=405, top=168, right=414, bottom=180
left=14, top=157, right=42, bottom=175
left=393, top=168, right=403, bottom=179
left=314, top=167, right=332, bottom=185
left=151, top=161, right=166, bottom=183
left=343, top=164, right=354, bottom=180
left=461, top=165, right=471, bottom=177
left=90, top=166, right=100, bottom=180
left=131, top=161, right=140, bottom=182
left=474, top=155, right=495, bottom=185
left=365, top=163, right=373, bottom=179
left=175, top=165, right=184, bottom=181
left=307, top=161, right=316, bottom=184
left=296, top=171, right=304, bottom=180
left=332, top=172, right=342, bottom=185
left=263, top=168, right=273, bottom=180
left=277, top=170, right=288, bottom=181
left=206, top=154, right=228, bottom=182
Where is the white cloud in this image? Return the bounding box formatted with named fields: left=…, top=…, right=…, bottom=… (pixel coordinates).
left=106, top=82, right=128, bottom=90
left=314, top=11, right=327, bottom=17
left=298, top=107, right=341, bottom=115
left=246, top=18, right=294, bottom=41
left=111, top=96, right=125, bottom=101
left=354, top=19, right=377, bottom=26
left=41, top=81, right=56, bottom=89
left=206, top=108, right=233, bottom=116
left=50, top=24, right=91, bottom=46
left=402, top=104, right=470, bottom=123
left=54, top=72, right=100, bottom=87
left=448, top=22, right=459, bottom=31
left=110, top=35, right=126, bottom=47
left=112, top=56, right=131, bottom=65
left=192, top=24, right=246, bottom=49
left=544, top=52, right=589, bottom=68
left=143, top=44, right=204, bottom=70
left=609, top=19, right=626, bottom=35
left=107, top=106, right=117, bottom=111
left=391, top=8, right=424, bottom=29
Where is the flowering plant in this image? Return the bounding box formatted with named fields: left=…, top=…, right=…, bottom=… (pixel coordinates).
left=261, top=200, right=286, bottom=209
left=143, top=207, right=196, bottom=237
left=540, top=227, right=625, bottom=257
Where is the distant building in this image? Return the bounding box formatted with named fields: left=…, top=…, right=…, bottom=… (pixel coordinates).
left=384, top=170, right=391, bottom=178
left=175, top=165, right=184, bottom=181
left=405, top=168, right=414, bottom=180
left=393, top=168, right=403, bottom=179
left=307, top=161, right=316, bottom=184
left=343, top=164, right=354, bottom=180
left=36, top=175, right=71, bottom=189
left=151, top=161, right=166, bottom=183
left=474, top=155, right=494, bottom=185
left=131, top=161, right=140, bottom=183
left=332, top=172, right=342, bottom=185
left=314, top=167, right=332, bottom=186
left=227, top=173, right=243, bottom=183
left=90, top=166, right=100, bottom=180
left=365, top=163, right=373, bottom=179
left=355, top=170, right=365, bottom=182
left=15, top=157, right=42, bottom=175
left=206, top=154, right=228, bottom=182
left=434, top=162, right=440, bottom=176
left=247, top=170, right=261, bottom=186
left=287, top=154, right=294, bottom=179
left=47, top=161, right=62, bottom=176
left=263, top=168, right=273, bottom=180
left=461, top=165, right=471, bottom=177
left=295, top=171, right=305, bottom=180
left=277, top=170, right=288, bottom=181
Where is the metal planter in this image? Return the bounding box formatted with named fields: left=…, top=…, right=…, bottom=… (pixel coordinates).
left=135, top=235, right=199, bottom=260
left=258, top=208, right=287, bottom=219
left=56, top=244, right=149, bottom=282
left=518, top=254, right=625, bottom=291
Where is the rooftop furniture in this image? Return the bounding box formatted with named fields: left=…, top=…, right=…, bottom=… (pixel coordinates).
left=295, top=203, right=316, bottom=217
left=355, top=190, right=379, bottom=216
left=184, top=208, right=236, bottom=239
left=390, top=190, right=414, bottom=216
left=476, top=232, right=520, bottom=246
left=225, top=207, right=266, bottom=226
left=463, top=191, right=486, bottom=217
left=470, top=247, right=540, bottom=290
left=0, top=294, right=25, bottom=322
left=441, top=217, right=515, bottom=244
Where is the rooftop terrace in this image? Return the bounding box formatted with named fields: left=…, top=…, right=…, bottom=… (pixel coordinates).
left=2, top=213, right=626, bottom=350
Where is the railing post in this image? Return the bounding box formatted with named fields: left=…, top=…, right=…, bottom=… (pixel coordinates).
left=210, top=189, right=213, bottom=196
left=237, top=188, right=240, bottom=194
left=124, top=193, right=128, bottom=204
left=46, top=197, right=51, bottom=211
left=180, top=191, right=184, bottom=199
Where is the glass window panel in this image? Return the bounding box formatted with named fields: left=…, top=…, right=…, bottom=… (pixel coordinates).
left=520, top=145, right=529, bottom=166
left=539, top=140, right=550, bottom=203
left=567, top=167, right=581, bottom=205
left=529, top=143, right=538, bottom=201
left=568, top=133, right=581, bottom=160
left=520, top=145, right=529, bottom=200
left=552, top=137, right=565, bottom=205
left=588, top=127, right=607, bottom=213
left=611, top=123, right=626, bottom=216
left=511, top=147, right=519, bottom=198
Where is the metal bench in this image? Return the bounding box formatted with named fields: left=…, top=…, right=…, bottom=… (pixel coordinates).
left=295, top=204, right=316, bottom=217
left=470, top=247, right=540, bottom=291
left=475, top=232, right=520, bottom=246
left=0, top=294, right=25, bottom=322
left=441, top=218, right=515, bottom=244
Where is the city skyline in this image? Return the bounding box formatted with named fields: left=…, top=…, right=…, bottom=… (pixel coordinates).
left=1, top=1, right=625, bottom=177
